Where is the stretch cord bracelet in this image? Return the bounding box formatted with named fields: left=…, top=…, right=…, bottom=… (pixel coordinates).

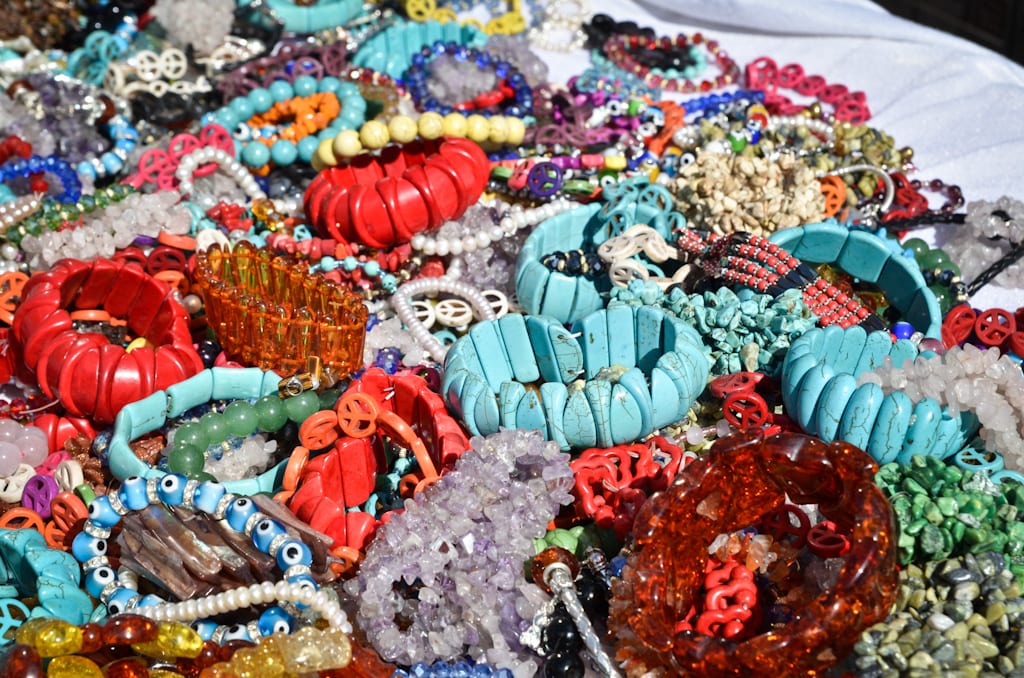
left=352, top=19, right=488, bottom=80
left=345, top=427, right=573, bottom=670
left=175, top=147, right=267, bottom=202
left=860, top=342, right=1024, bottom=470
left=104, top=366, right=298, bottom=496
left=403, top=41, right=534, bottom=117
left=73, top=475, right=341, bottom=644
left=442, top=305, right=711, bottom=451
left=768, top=220, right=942, bottom=337
left=0, top=154, right=81, bottom=203
left=303, top=136, right=490, bottom=249
left=0, top=192, right=42, bottom=235
left=287, top=368, right=472, bottom=556
left=193, top=242, right=368, bottom=376
left=11, top=256, right=204, bottom=425
left=391, top=275, right=500, bottom=363
left=781, top=325, right=977, bottom=465
left=745, top=56, right=870, bottom=124
left=124, top=124, right=237, bottom=192
left=205, top=75, right=369, bottom=173
left=19, top=190, right=192, bottom=271
left=4, top=184, right=135, bottom=249
left=609, top=431, right=898, bottom=676
left=317, top=111, right=527, bottom=168
left=601, top=32, right=739, bottom=93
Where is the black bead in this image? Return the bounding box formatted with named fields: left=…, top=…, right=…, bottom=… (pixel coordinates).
left=576, top=571, right=610, bottom=621
left=543, top=612, right=582, bottom=654
left=544, top=650, right=586, bottom=678
left=197, top=340, right=222, bottom=369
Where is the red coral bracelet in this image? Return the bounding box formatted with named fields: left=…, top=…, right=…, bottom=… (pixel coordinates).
left=11, top=257, right=203, bottom=424
left=303, top=137, right=490, bottom=249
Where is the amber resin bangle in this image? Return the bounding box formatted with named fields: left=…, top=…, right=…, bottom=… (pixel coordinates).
left=193, top=242, right=368, bottom=376
left=608, top=431, right=898, bottom=676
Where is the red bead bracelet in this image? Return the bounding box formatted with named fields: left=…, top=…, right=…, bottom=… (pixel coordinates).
left=745, top=56, right=870, bottom=124
left=11, top=257, right=203, bottom=424
left=602, top=33, right=740, bottom=93
left=303, top=137, right=490, bottom=248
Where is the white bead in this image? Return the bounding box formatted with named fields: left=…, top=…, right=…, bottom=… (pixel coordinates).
left=422, top=240, right=436, bottom=256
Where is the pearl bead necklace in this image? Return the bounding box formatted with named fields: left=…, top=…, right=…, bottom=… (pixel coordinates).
left=140, top=578, right=353, bottom=637
left=175, top=147, right=266, bottom=201
left=767, top=114, right=835, bottom=142
left=409, top=197, right=577, bottom=256
left=390, top=276, right=500, bottom=363
left=0, top=193, right=43, bottom=234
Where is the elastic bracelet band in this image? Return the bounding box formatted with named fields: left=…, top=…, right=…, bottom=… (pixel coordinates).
left=193, top=242, right=368, bottom=376
left=442, top=305, right=710, bottom=451
left=602, top=32, right=739, bottom=94
left=105, top=366, right=293, bottom=495
left=781, top=326, right=979, bottom=464
left=352, top=19, right=487, bottom=79
left=304, top=136, right=490, bottom=248
left=11, top=257, right=203, bottom=424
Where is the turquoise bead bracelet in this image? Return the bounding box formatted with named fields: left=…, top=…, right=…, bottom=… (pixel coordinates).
left=106, top=367, right=297, bottom=496
left=442, top=306, right=710, bottom=451
left=516, top=178, right=685, bottom=324
left=249, top=0, right=362, bottom=33
left=0, top=528, right=94, bottom=638
left=781, top=326, right=979, bottom=464
left=353, top=19, right=488, bottom=80
left=203, top=75, right=367, bottom=168
left=770, top=220, right=942, bottom=339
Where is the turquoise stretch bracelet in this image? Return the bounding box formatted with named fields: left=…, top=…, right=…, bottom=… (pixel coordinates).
left=442, top=306, right=710, bottom=451
left=253, top=0, right=362, bottom=33
left=516, top=178, right=685, bottom=324
left=0, top=528, right=94, bottom=637
left=353, top=19, right=488, bottom=80
left=106, top=367, right=288, bottom=496
left=781, top=325, right=978, bottom=464
left=770, top=220, right=942, bottom=339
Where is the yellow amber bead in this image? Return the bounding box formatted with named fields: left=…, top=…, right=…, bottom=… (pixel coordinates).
left=198, top=665, right=240, bottom=678
left=34, top=619, right=83, bottom=657
left=320, top=627, right=353, bottom=669
left=358, top=120, right=389, bottom=150
left=387, top=115, right=418, bottom=144
left=150, top=671, right=187, bottom=678
left=229, top=645, right=286, bottom=678
left=46, top=655, right=103, bottom=678
left=331, top=129, right=362, bottom=158
left=441, top=112, right=468, bottom=138
left=15, top=617, right=50, bottom=646
left=125, top=337, right=154, bottom=353
left=131, top=621, right=203, bottom=661
left=465, top=114, right=490, bottom=144
left=487, top=116, right=509, bottom=144
left=277, top=627, right=328, bottom=672
left=505, top=117, right=526, bottom=145
left=417, top=111, right=444, bottom=140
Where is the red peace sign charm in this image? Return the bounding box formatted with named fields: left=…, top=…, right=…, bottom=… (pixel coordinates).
left=335, top=392, right=379, bottom=438
left=723, top=391, right=770, bottom=429
left=974, top=308, right=1016, bottom=346
left=942, top=304, right=976, bottom=349
left=807, top=520, right=851, bottom=558
left=709, top=372, right=764, bottom=399
left=760, top=504, right=811, bottom=549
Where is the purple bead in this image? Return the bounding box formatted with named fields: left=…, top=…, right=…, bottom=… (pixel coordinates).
left=22, top=474, right=59, bottom=519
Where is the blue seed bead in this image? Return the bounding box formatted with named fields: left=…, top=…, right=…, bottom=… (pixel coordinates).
left=157, top=474, right=188, bottom=506
left=87, top=496, right=121, bottom=529
left=241, top=142, right=271, bottom=168
left=257, top=606, right=293, bottom=636
left=251, top=517, right=287, bottom=552
left=72, top=532, right=107, bottom=562
left=225, top=496, right=259, bottom=532
left=293, top=75, right=317, bottom=96
left=275, top=540, right=313, bottom=570
left=342, top=256, right=359, bottom=272
left=117, top=476, right=150, bottom=511
left=363, top=260, right=380, bottom=277
left=319, top=255, right=337, bottom=271
left=192, top=481, right=227, bottom=514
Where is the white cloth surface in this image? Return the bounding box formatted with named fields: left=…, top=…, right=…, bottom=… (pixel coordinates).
left=533, top=0, right=1024, bottom=309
